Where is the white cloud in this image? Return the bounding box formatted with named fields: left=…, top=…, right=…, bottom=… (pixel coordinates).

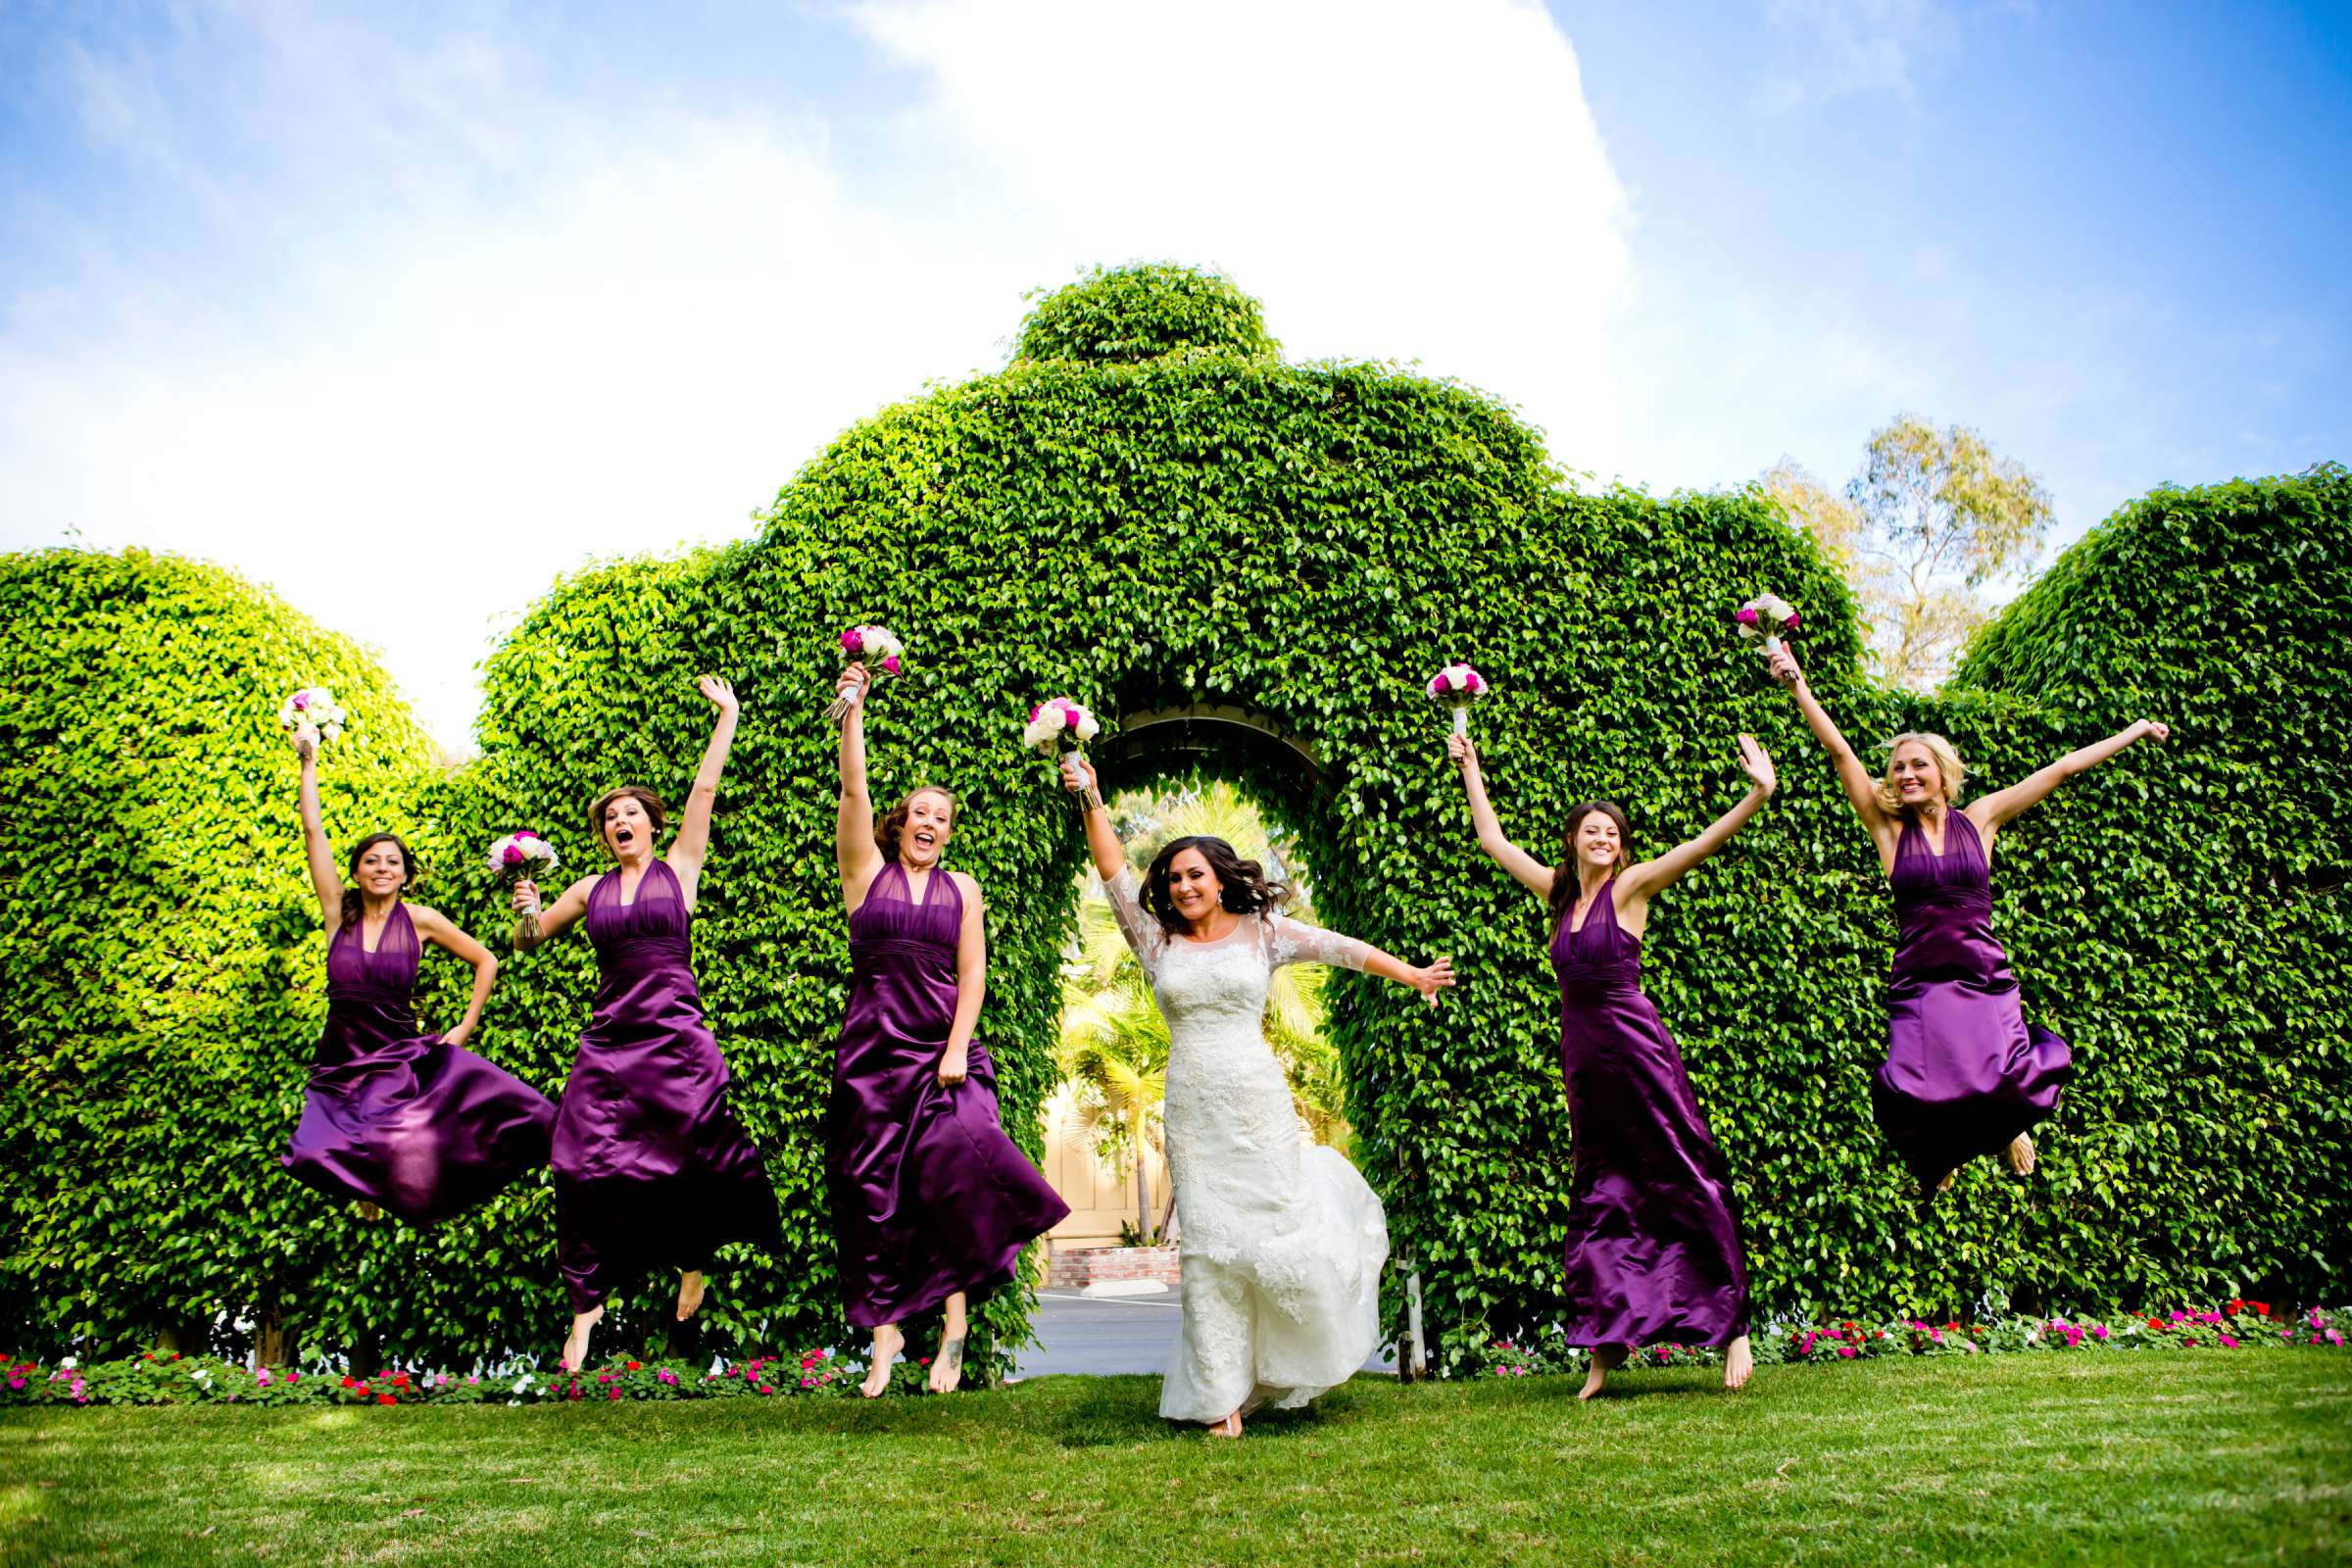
left=1760, top=0, right=1957, bottom=109
left=2, top=0, right=1629, bottom=750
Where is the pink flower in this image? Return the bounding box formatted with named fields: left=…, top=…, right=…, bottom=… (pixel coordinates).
left=1063, top=707, right=1080, bottom=731
left=841, top=627, right=864, bottom=654
left=1785, top=612, right=1801, bottom=631
left=880, top=656, right=901, bottom=676
left=1837, top=1346, right=1857, bottom=1358
left=515, top=829, right=538, bottom=840
left=2218, top=1335, right=2239, bottom=1348
left=293, top=692, right=311, bottom=710
left=503, top=845, right=525, bottom=864
left=2183, top=1338, right=2197, bottom=1348
left=1735, top=607, right=1759, bottom=626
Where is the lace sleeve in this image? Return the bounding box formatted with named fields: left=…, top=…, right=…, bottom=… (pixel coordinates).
left=1265, top=912, right=1375, bottom=974
left=1102, top=866, right=1165, bottom=977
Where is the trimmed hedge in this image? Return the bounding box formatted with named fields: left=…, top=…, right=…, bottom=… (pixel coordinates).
left=1, top=270, right=2344, bottom=1374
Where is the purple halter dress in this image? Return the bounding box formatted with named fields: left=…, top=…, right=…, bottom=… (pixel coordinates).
left=1873, top=811, right=2072, bottom=1191
left=552, top=860, right=778, bottom=1313
left=827, top=862, right=1068, bottom=1329
left=1550, top=877, right=1750, bottom=1348
left=281, top=902, right=554, bottom=1224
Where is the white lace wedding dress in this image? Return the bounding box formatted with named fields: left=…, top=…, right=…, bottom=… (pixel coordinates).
left=1102, top=869, right=1390, bottom=1422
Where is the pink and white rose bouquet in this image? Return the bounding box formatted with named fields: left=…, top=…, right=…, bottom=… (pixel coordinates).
left=1025, top=697, right=1102, bottom=809
left=277, top=687, right=347, bottom=749
left=484, top=830, right=561, bottom=889
left=1734, top=593, right=1800, bottom=662
left=1426, top=662, right=1488, bottom=735
left=825, top=625, right=905, bottom=723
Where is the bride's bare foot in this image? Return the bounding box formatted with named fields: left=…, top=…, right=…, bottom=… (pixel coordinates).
left=674, top=1270, right=706, bottom=1321
left=1206, top=1410, right=1243, bottom=1439
left=1723, top=1335, right=1754, bottom=1392
left=1580, top=1344, right=1628, bottom=1400
left=562, top=1304, right=604, bottom=1372
left=2004, top=1133, right=2035, bottom=1175
left=860, top=1324, right=903, bottom=1398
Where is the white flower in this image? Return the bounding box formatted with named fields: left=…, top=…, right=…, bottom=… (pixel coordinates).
left=513, top=1375, right=534, bottom=1393
left=60, top=1355, right=76, bottom=1370
left=1023, top=698, right=1099, bottom=750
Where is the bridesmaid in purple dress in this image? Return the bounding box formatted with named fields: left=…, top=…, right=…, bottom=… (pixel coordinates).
left=280, top=723, right=554, bottom=1224
left=1447, top=729, right=1775, bottom=1397
left=829, top=662, right=1069, bottom=1396
left=1771, top=645, right=2168, bottom=1197
left=510, top=676, right=778, bottom=1371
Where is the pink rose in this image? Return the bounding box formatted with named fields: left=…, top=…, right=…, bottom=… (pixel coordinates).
left=514, top=829, right=537, bottom=840
left=1029, top=703, right=1042, bottom=722
left=1785, top=612, right=1801, bottom=630
left=1063, top=707, right=1080, bottom=731
left=841, top=628, right=864, bottom=654
left=503, top=845, right=525, bottom=865
left=292, top=692, right=311, bottom=710
left=880, top=655, right=901, bottom=676
left=1734, top=607, right=1759, bottom=626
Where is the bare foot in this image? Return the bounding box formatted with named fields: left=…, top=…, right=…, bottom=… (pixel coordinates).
left=674, top=1270, right=706, bottom=1321
left=1580, top=1344, right=1628, bottom=1400
left=926, top=1335, right=966, bottom=1395
left=562, top=1304, right=604, bottom=1372
left=1206, top=1410, right=1243, bottom=1439
left=2004, top=1133, right=2035, bottom=1176
left=860, top=1324, right=903, bottom=1398
left=1723, top=1335, right=1754, bottom=1392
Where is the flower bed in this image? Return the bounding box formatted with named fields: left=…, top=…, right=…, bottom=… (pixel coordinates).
left=1470, top=1303, right=2348, bottom=1377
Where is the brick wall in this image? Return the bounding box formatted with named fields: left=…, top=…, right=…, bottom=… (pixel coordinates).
left=1044, top=1244, right=1182, bottom=1291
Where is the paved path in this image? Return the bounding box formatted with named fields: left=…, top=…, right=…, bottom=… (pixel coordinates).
left=1012, top=1290, right=1396, bottom=1380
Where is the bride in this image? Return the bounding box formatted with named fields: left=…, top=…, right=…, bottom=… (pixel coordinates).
left=1060, top=756, right=1454, bottom=1437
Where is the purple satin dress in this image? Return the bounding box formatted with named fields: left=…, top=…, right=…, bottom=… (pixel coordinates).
left=282, top=903, right=554, bottom=1224
left=552, top=860, right=778, bottom=1313
left=828, top=862, right=1068, bottom=1329
left=1874, top=812, right=2072, bottom=1191
left=1551, top=877, right=1750, bottom=1348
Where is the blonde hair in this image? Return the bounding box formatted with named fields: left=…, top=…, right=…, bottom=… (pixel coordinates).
left=1875, top=731, right=1968, bottom=815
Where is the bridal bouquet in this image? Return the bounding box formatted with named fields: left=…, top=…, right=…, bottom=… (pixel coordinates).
left=484, top=830, right=561, bottom=889
left=1024, top=697, right=1102, bottom=810
left=825, top=625, right=905, bottom=724
left=1734, top=594, right=1801, bottom=662
left=277, top=687, right=347, bottom=749
left=1426, top=662, right=1489, bottom=735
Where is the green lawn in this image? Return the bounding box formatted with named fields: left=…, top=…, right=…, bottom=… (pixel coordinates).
left=3, top=1353, right=2346, bottom=1566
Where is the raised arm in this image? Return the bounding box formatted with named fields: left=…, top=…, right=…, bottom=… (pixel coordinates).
left=668, top=675, right=740, bottom=905
left=410, top=905, right=497, bottom=1049
left=1768, top=645, right=1899, bottom=858
left=1967, top=719, right=2170, bottom=845
left=1268, top=914, right=1455, bottom=1004
left=1061, top=754, right=1127, bottom=885
left=1446, top=733, right=1555, bottom=900
left=512, top=873, right=597, bottom=951
left=834, top=663, right=886, bottom=905
left=289, top=726, right=345, bottom=936
left=936, top=874, right=986, bottom=1088
left=1617, top=735, right=1776, bottom=911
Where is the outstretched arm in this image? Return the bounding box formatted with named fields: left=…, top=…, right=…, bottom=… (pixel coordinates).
left=668, top=675, right=740, bottom=904
left=1446, top=733, right=1556, bottom=900
left=1062, top=754, right=1127, bottom=885
left=290, top=726, right=345, bottom=936
left=1617, top=735, right=1776, bottom=906
left=1269, top=915, right=1456, bottom=1004
left=938, top=875, right=986, bottom=1088
left=411, top=905, right=497, bottom=1048
left=834, top=663, right=885, bottom=903
left=1769, top=645, right=1899, bottom=856
left=1969, top=719, right=2170, bottom=840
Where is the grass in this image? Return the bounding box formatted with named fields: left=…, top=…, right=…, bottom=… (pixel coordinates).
left=2, top=1353, right=2347, bottom=1566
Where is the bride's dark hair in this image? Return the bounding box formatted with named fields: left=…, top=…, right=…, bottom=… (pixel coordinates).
left=1141, top=835, right=1288, bottom=935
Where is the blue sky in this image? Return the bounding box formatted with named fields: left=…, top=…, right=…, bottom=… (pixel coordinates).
left=3, top=1, right=2345, bottom=745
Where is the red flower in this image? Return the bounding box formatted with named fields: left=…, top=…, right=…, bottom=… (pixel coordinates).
left=626, top=1361, right=642, bottom=1372
left=2253, top=1302, right=2272, bottom=1316
left=340, top=1377, right=356, bottom=1390
left=378, top=1395, right=396, bottom=1405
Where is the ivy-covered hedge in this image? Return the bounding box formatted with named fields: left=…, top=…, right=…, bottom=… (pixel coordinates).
left=2, top=269, right=2344, bottom=1375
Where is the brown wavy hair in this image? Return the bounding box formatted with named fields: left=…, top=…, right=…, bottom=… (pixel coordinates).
left=586, top=785, right=668, bottom=857
left=875, top=786, right=957, bottom=863
left=1547, top=801, right=1632, bottom=934
left=1142, top=835, right=1288, bottom=936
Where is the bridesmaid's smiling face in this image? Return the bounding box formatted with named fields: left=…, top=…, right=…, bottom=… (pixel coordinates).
left=1888, top=742, right=1946, bottom=808
left=1573, top=812, right=1622, bottom=869
left=899, top=789, right=956, bottom=870
left=1164, top=847, right=1223, bottom=925
left=602, top=795, right=654, bottom=861
left=353, top=840, right=409, bottom=898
